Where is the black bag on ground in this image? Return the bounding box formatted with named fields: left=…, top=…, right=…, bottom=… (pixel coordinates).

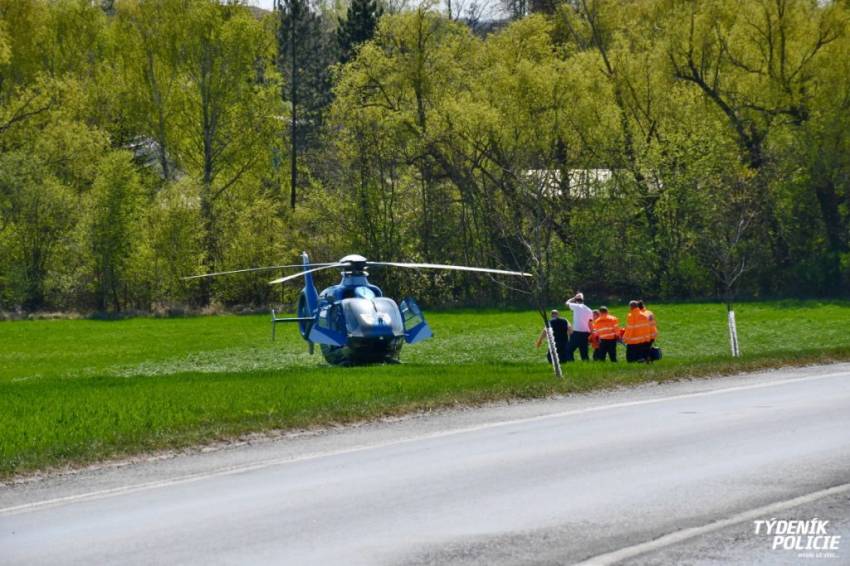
left=650, top=346, right=662, bottom=361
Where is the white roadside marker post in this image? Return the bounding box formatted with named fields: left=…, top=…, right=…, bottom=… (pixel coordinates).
left=728, top=309, right=741, bottom=357
left=545, top=324, right=563, bottom=378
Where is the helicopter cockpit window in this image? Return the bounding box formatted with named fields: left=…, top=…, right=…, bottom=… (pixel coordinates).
left=331, top=304, right=346, bottom=333
left=341, top=286, right=376, bottom=300
left=354, top=286, right=376, bottom=300
left=342, top=297, right=403, bottom=336
left=318, top=304, right=347, bottom=334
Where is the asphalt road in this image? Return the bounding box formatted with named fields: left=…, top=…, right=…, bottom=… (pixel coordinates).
left=2, top=364, right=849, bottom=565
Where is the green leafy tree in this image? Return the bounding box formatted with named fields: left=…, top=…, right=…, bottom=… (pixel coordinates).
left=217, top=196, right=289, bottom=305
left=175, top=1, right=281, bottom=302
left=84, top=151, right=142, bottom=312
left=114, top=0, right=189, bottom=181
left=134, top=178, right=205, bottom=308
left=664, top=0, right=847, bottom=281
left=0, top=17, right=10, bottom=68
left=0, top=153, right=74, bottom=310
left=0, top=0, right=49, bottom=90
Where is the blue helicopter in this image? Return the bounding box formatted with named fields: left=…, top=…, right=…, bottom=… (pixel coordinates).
left=188, top=253, right=530, bottom=365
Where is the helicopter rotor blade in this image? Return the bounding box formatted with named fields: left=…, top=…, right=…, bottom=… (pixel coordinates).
left=182, top=263, right=338, bottom=281
left=367, top=261, right=532, bottom=277
left=268, top=263, right=346, bottom=285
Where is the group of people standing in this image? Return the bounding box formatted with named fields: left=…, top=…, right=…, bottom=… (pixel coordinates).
left=535, top=293, right=659, bottom=363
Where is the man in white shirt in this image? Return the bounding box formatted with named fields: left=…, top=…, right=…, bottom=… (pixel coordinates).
left=565, top=292, right=593, bottom=361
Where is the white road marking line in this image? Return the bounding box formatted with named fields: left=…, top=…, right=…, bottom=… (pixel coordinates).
left=574, top=482, right=850, bottom=565
left=1, top=369, right=848, bottom=516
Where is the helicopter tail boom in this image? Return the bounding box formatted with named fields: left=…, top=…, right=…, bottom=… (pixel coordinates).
left=301, top=252, right=320, bottom=314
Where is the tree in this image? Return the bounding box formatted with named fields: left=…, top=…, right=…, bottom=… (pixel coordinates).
left=338, top=0, right=382, bottom=63
left=0, top=153, right=74, bottom=310
left=556, top=1, right=671, bottom=256
left=99, top=0, right=117, bottom=16
left=114, top=0, right=189, bottom=181
left=134, top=178, right=205, bottom=308
left=666, top=0, right=844, bottom=170
left=0, top=0, right=50, bottom=90
left=85, top=151, right=142, bottom=312
left=502, top=0, right=528, bottom=21
left=781, top=23, right=850, bottom=292
left=176, top=1, right=281, bottom=302
left=277, top=0, right=336, bottom=209
left=0, top=1, right=56, bottom=149
left=0, top=17, right=10, bottom=69
left=665, top=0, right=847, bottom=278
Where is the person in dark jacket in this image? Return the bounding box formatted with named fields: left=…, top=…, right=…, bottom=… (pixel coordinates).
left=535, top=309, right=572, bottom=363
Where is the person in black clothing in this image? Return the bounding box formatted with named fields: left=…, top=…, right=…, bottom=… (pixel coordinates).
left=535, top=309, right=572, bottom=363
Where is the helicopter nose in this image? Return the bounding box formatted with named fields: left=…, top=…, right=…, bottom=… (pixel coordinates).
left=357, top=312, right=392, bottom=326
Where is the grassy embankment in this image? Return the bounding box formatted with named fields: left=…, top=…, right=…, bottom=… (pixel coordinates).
left=1, top=301, right=849, bottom=479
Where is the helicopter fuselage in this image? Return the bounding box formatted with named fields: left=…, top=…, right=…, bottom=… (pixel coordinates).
left=296, top=270, right=432, bottom=365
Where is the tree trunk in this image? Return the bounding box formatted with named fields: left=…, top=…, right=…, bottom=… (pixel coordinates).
left=289, top=16, right=298, bottom=210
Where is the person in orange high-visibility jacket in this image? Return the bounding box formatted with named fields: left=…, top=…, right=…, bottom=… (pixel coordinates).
left=589, top=309, right=601, bottom=352
left=623, top=300, right=654, bottom=362
left=637, top=300, right=658, bottom=342
left=592, top=306, right=620, bottom=362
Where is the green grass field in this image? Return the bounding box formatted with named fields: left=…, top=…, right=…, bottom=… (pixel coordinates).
left=1, top=301, right=849, bottom=479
